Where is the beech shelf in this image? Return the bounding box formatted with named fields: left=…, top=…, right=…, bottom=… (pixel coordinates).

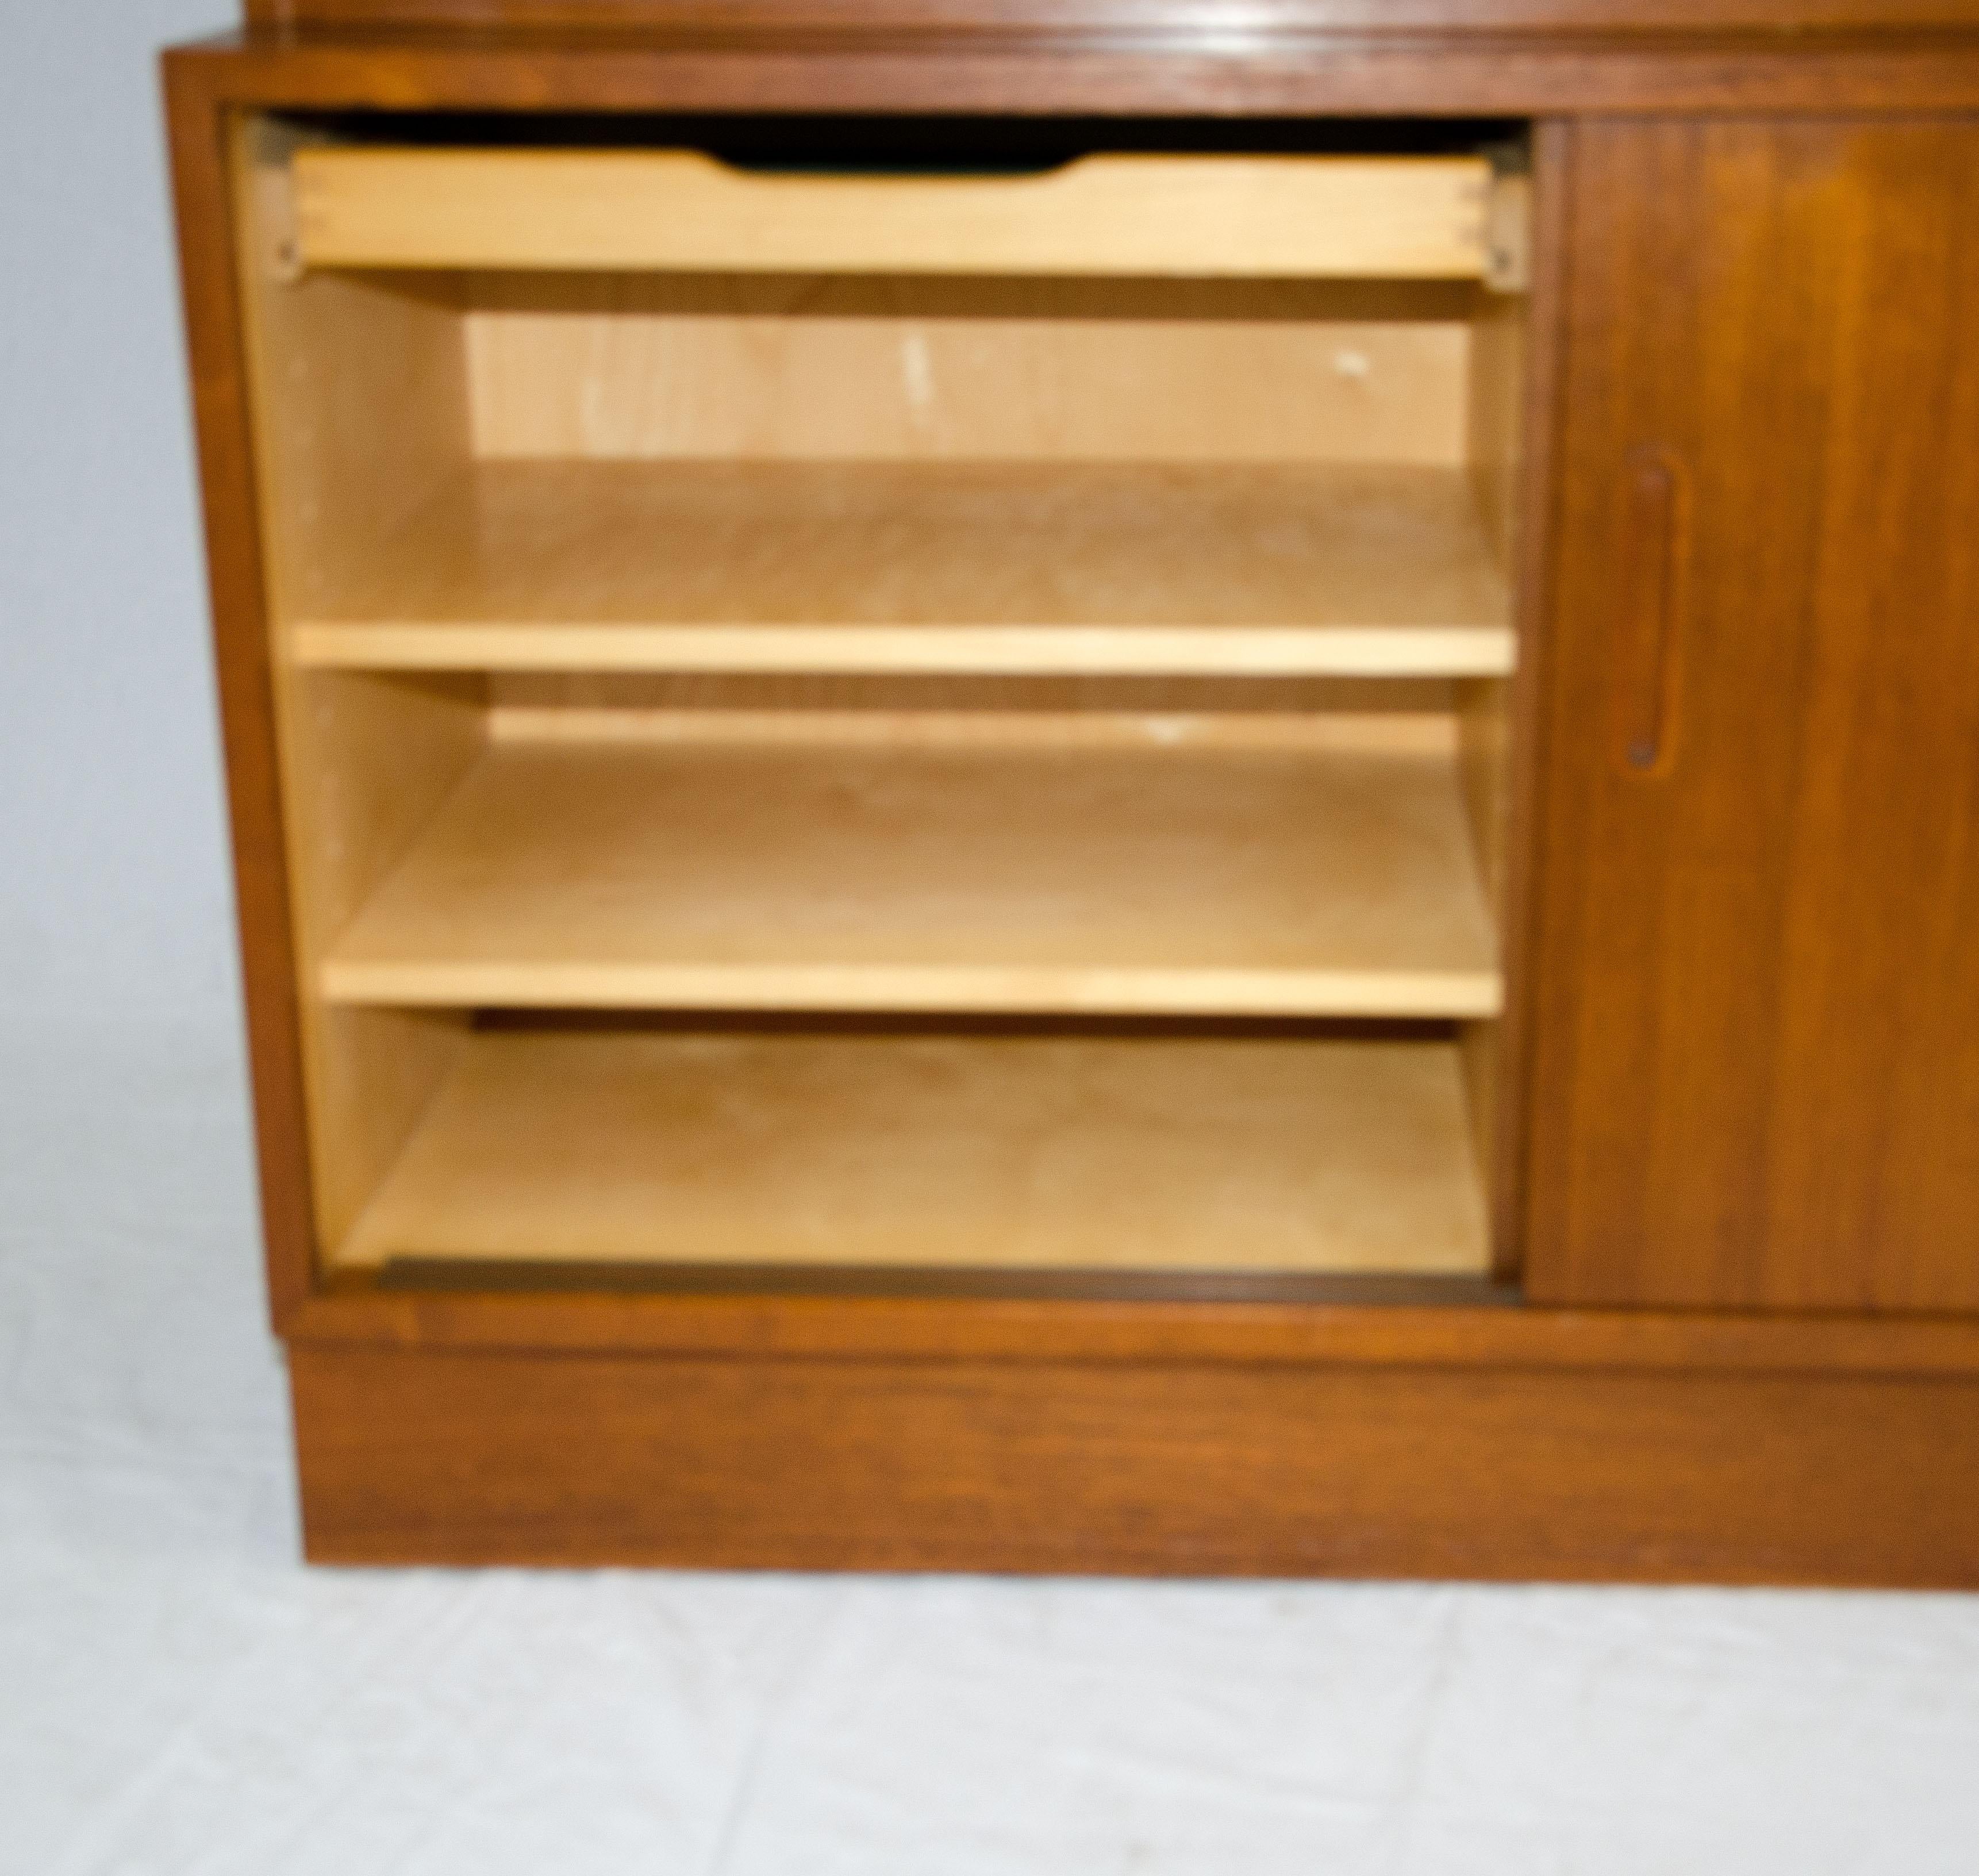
left=321, top=717, right=1502, bottom=1018
left=291, top=462, right=1516, bottom=680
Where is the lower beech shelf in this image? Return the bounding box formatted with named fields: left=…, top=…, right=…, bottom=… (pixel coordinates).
left=337, top=1028, right=1489, bottom=1276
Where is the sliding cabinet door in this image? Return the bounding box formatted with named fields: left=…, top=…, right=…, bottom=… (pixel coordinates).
left=1525, top=119, right=1979, bottom=1310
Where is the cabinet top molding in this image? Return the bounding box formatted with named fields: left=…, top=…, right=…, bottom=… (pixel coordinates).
left=241, top=0, right=1979, bottom=33
left=166, top=24, right=1979, bottom=118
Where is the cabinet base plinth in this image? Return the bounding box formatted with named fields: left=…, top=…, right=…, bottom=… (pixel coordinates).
left=290, top=1343, right=1979, bottom=1585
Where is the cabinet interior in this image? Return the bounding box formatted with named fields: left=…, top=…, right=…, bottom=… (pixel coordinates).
left=232, top=113, right=1531, bottom=1291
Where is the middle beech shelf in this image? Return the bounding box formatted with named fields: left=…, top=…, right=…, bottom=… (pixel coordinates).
left=291, top=460, right=1515, bottom=679
left=322, top=712, right=1501, bottom=1018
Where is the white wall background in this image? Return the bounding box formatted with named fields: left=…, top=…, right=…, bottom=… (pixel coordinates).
left=2, top=9, right=1977, bottom=1871
left=0, top=0, right=237, bottom=1025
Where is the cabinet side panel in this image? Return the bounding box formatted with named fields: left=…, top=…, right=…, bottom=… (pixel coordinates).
left=1457, top=286, right=1522, bottom=1248
left=1527, top=119, right=1979, bottom=1310
left=165, top=68, right=317, bottom=1320
left=232, top=121, right=485, bottom=1255
left=1462, top=125, right=1570, bottom=1274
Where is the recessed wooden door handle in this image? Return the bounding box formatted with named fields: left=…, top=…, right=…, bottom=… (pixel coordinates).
left=1612, top=444, right=1690, bottom=777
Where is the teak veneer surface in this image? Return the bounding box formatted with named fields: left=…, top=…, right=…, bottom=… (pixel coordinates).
left=282, top=1273, right=1979, bottom=1374
left=462, top=277, right=1477, bottom=469
left=339, top=1027, right=1489, bottom=1275
left=322, top=720, right=1502, bottom=1017
left=290, top=1344, right=1979, bottom=1585
left=166, top=26, right=1979, bottom=122
left=1527, top=118, right=1979, bottom=1313
left=242, top=0, right=1979, bottom=36
left=293, top=462, right=1515, bottom=679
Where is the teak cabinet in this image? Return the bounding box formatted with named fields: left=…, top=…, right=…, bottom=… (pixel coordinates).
left=165, top=1, right=1979, bottom=1584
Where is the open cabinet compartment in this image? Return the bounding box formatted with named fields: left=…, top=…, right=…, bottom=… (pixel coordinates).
left=232, top=113, right=1532, bottom=1291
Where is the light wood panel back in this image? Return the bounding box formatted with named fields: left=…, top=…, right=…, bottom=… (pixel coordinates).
left=464, top=276, right=1477, bottom=464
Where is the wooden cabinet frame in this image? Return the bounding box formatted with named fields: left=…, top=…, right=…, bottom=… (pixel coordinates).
left=164, top=14, right=1979, bottom=1583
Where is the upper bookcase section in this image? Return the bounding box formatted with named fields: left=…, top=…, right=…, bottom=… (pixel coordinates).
left=240, top=0, right=1979, bottom=36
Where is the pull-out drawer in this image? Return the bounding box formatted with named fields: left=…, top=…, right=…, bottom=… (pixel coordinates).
left=290, top=146, right=1507, bottom=278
